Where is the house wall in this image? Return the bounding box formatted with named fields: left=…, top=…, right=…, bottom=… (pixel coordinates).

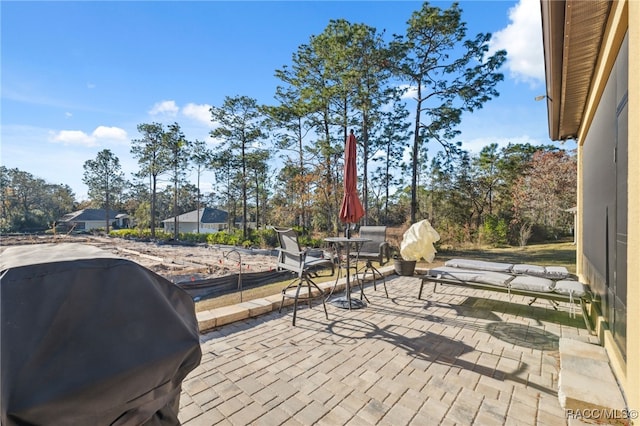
left=162, top=223, right=226, bottom=234
left=71, top=220, right=111, bottom=231
left=581, top=30, right=628, bottom=356
left=626, top=0, right=639, bottom=412
left=576, top=0, right=639, bottom=412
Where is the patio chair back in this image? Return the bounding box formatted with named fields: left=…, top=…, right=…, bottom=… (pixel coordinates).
left=273, top=227, right=305, bottom=276
left=358, top=226, right=390, bottom=265
left=273, top=227, right=334, bottom=276
left=272, top=227, right=333, bottom=325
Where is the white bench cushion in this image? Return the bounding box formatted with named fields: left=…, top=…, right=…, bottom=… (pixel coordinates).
left=512, top=264, right=569, bottom=279
left=544, top=266, right=570, bottom=279
left=512, top=264, right=546, bottom=276
left=444, top=259, right=513, bottom=273
left=427, top=266, right=513, bottom=287
left=553, top=280, right=587, bottom=297
left=509, top=275, right=555, bottom=292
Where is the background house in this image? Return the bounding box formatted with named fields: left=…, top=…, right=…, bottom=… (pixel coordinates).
left=57, top=208, right=128, bottom=232
left=162, top=207, right=231, bottom=234
left=541, top=0, right=638, bottom=411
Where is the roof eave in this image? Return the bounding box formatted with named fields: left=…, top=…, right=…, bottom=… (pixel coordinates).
left=541, top=0, right=612, bottom=142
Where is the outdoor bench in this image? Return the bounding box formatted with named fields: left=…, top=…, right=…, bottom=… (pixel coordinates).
left=418, top=258, right=593, bottom=333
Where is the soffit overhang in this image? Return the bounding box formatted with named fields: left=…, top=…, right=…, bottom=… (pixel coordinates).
left=541, top=0, right=612, bottom=141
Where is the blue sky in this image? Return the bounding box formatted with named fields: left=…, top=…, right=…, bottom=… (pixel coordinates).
left=1, top=0, right=565, bottom=201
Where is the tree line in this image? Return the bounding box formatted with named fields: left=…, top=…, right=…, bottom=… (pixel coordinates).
left=1, top=140, right=576, bottom=247
left=0, top=3, right=576, bottom=246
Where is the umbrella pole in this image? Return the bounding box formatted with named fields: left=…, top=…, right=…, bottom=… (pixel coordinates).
left=346, top=223, right=351, bottom=309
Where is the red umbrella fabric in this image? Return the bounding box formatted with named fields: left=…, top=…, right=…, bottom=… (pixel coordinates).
left=339, top=129, right=365, bottom=224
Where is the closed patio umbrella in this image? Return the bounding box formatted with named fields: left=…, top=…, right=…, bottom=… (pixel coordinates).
left=332, top=129, right=366, bottom=309
left=339, top=129, right=365, bottom=232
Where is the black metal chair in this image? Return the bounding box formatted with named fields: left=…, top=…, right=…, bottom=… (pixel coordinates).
left=273, top=227, right=334, bottom=325
left=354, top=226, right=390, bottom=297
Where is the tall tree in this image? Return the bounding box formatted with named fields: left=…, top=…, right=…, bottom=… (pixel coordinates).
left=369, top=97, right=412, bottom=224
left=246, top=149, right=271, bottom=230
left=163, top=123, right=191, bottom=239
left=276, top=39, right=341, bottom=232
left=304, top=19, right=394, bottom=227
left=210, top=148, right=242, bottom=230
left=344, top=21, right=393, bottom=224
left=191, top=139, right=213, bottom=234
left=473, top=143, right=501, bottom=217
left=393, top=2, right=507, bottom=223
left=262, top=84, right=314, bottom=229
left=82, top=149, right=125, bottom=233
left=131, top=122, right=167, bottom=237
left=210, top=95, right=266, bottom=239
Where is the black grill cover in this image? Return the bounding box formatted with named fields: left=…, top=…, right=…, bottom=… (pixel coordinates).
left=1, top=243, right=202, bottom=425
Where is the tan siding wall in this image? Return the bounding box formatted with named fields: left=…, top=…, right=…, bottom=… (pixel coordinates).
left=626, top=0, right=639, bottom=412
left=575, top=0, right=638, bottom=411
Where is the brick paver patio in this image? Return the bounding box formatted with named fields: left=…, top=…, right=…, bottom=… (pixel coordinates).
left=179, top=274, right=596, bottom=425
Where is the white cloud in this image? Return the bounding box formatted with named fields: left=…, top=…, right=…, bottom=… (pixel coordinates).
left=92, top=126, right=128, bottom=141
left=49, top=126, right=128, bottom=147
left=50, top=130, right=98, bottom=147
left=489, top=0, right=545, bottom=87
left=399, top=84, right=418, bottom=101
left=65, top=112, right=73, bottom=118
left=87, top=82, right=96, bottom=89
left=149, top=100, right=179, bottom=116
left=182, top=103, right=213, bottom=126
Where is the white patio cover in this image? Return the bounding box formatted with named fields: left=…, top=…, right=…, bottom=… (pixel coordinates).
left=400, top=219, right=440, bottom=262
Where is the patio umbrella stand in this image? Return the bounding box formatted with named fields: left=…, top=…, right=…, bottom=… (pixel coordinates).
left=331, top=296, right=366, bottom=309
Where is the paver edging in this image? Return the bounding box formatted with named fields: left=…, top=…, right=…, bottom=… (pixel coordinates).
left=196, top=265, right=396, bottom=332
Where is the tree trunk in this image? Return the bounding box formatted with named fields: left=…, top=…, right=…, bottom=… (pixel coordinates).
left=242, top=143, right=247, bottom=240
left=362, top=111, right=369, bottom=225
left=173, top=179, right=178, bottom=240
left=105, top=183, right=110, bottom=233
left=197, top=169, right=201, bottom=234
left=411, top=83, right=422, bottom=224
left=151, top=174, right=157, bottom=237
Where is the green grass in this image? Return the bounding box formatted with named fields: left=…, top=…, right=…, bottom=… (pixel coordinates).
left=195, top=240, right=577, bottom=312
left=431, top=241, right=577, bottom=273
left=194, top=268, right=338, bottom=312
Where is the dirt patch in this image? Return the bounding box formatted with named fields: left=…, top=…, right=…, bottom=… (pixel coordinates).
left=0, top=234, right=279, bottom=283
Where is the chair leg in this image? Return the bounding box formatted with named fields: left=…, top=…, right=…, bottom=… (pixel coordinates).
left=292, top=280, right=304, bottom=326
left=316, top=280, right=329, bottom=320
left=355, top=269, right=370, bottom=303
left=304, top=277, right=313, bottom=309
left=305, top=275, right=329, bottom=320
left=281, top=275, right=328, bottom=326
left=279, top=278, right=298, bottom=313
left=418, top=279, right=425, bottom=300
left=362, top=260, right=388, bottom=298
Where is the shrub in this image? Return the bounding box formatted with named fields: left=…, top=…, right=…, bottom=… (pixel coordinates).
left=109, top=228, right=172, bottom=240
left=253, top=228, right=278, bottom=248
left=111, top=227, right=278, bottom=248
left=479, top=216, right=508, bottom=247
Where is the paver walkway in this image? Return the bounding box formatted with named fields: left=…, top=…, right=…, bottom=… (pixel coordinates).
left=179, top=275, right=597, bottom=425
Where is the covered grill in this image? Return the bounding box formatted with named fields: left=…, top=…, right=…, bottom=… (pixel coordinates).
left=1, top=243, right=202, bottom=425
